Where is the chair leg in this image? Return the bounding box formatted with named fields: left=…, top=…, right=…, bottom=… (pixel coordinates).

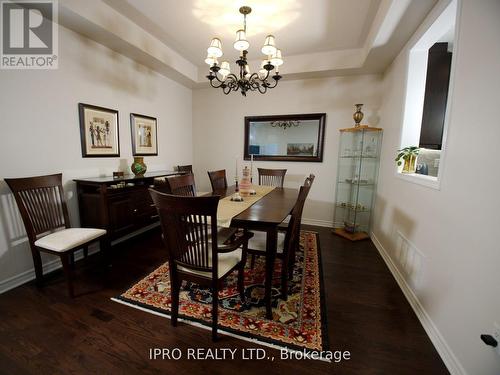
left=288, top=242, right=298, bottom=280
left=281, top=258, right=288, bottom=301
left=60, top=254, right=74, bottom=298
left=31, top=248, right=44, bottom=287
left=171, top=272, right=179, bottom=327
left=83, top=246, right=89, bottom=259
left=212, top=280, right=219, bottom=342
left=238, top=241, right=248, bottom=302
left=250, top=254, right=256, bottom=269
left=69, top=252, right=76, bottom=269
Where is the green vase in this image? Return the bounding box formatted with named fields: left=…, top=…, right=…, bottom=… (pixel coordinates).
left=131, top=156, right=147, bottom=176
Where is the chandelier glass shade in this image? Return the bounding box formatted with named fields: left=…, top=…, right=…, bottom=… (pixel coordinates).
left=205, top=6, right=283, bottom=96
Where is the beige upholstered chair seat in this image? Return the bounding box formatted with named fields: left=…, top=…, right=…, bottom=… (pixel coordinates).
left=248, top=231, right=286, bottom=253
left=34, top=228, right=106, bottom=252
left=178, top=249, right=242, bottom=278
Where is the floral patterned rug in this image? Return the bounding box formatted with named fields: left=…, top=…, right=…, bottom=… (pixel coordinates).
left=112, top=230, right=328, bottom=351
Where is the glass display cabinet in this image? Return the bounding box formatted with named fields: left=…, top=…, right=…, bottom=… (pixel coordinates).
left=333, top=126, right=383, bottom=241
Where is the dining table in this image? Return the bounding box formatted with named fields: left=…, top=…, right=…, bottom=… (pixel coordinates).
left=211, top=185, right=299, bottom=320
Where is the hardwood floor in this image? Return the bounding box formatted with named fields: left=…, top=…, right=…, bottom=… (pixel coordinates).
left=0, top=226, right=449, bottom=375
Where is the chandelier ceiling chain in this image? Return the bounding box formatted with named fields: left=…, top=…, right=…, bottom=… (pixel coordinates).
left=205, top=6, right=283, bottom=96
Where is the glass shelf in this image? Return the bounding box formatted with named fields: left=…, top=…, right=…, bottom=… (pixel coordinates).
left=338, top=181, right=374, bottom=186
left=335, top=203, right=371, bottom=213
left=340, top=155, right=378, bottom=159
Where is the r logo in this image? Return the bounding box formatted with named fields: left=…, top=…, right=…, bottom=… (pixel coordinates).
left=2, top=2, right=53, bottom=54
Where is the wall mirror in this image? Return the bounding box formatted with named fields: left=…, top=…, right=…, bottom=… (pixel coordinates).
left=244, top=113, right=326, bottom=162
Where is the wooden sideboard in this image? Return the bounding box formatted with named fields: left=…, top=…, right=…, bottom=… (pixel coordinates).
left=74, top=170, right=180, bottom=240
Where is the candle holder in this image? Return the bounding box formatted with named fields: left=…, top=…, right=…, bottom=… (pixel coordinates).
left=249, top=154, right=256, bottom=195
left=231, top=177, right=244, bottom=201
left=248, top=174, right=256, bottom=195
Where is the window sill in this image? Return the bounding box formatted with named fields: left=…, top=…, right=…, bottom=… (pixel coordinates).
left=395, top=172, right=440, bottom=190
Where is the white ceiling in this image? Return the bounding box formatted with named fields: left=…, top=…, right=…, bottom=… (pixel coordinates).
left=104, top=0, right=382, bottom=68
left=59, top=0, right=438, bottom=87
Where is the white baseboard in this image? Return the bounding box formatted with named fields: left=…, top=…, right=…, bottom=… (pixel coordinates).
left=0, top=247, right=98, bottom=294
left=370, top=233, right=467, bottom=375
left=301, top=218, right=333, bottom=228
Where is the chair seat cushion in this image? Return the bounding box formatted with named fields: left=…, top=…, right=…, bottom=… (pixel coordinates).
left=248, top=231, right=285, bottom=253
left=177, top=248, right=242, bottom=279
left=34, top=228, right=106, bottom=252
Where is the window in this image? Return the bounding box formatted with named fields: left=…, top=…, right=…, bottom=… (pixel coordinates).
left=398, top=0, right=458, bottom=188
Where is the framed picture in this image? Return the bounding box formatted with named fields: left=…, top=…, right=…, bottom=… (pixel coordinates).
left=130, top=113, right=158, bottom=156
left=287, top=143, right=315, bottom=156
left=78, top=103, right=120, bottom=157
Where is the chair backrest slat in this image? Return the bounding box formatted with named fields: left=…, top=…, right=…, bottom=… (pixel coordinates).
left=149, top=190, right=219, bottom=273
left=207, top=169, right=227, bottom=191
left=166, top=174, right=196, bottom=196
left=258, top=168, right=287, bottom=188
left=5, top=174, right=70, bottom=242
left=177, top=165, right=193, bottom=174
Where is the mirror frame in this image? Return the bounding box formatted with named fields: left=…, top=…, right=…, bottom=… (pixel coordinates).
left=244, top=113, right=326, bottom=162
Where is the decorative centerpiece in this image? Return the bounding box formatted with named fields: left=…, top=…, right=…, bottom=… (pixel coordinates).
left=353, top=104, right=364, bottom=127
left=131, top=156, right=147, bottom=176
left=395, top=146, right=420, bottom=173
left=239, top=166, right=252, bottom=196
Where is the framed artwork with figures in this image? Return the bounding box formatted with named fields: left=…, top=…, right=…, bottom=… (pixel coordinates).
left=78, top=103, right=120, bottom=157
left=130, top=113, right=158, bottom=156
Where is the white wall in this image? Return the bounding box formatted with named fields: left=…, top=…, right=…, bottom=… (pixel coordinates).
left=372, top=1, right=500, bottom=374
left=0, top=26, right=193, bottom=291
left=193, top=75, right=383, bottom=226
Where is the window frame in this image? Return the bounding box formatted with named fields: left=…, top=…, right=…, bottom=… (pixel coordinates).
left=396, top=0, right=461, bottom=190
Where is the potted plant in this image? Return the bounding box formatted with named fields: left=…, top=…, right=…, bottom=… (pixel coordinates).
left=395, top=146, right=420, bottom=173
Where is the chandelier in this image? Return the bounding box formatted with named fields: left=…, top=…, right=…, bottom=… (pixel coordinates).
left=271, top=120, right=300, bottom=129
left=205, top=6, right=283, bottom=96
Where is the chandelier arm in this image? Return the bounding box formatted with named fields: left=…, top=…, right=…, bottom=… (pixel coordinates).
left=257, top=69, right=271, bottom=82
left=212, top=73, right=225, bottom=83
left=266, top=78, right=280, bottom=89
left=227, top=78, right=239, bottom=92
left=257, top=83, right=267, bottom=94
left=225, top=73, right=238, bottom=83
left=247, top=78, right=259, bottom=90
left=209, top=78, right=225, bottom=89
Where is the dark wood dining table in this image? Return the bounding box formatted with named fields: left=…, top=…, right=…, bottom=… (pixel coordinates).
left=212, top=186, right=299, bottom=320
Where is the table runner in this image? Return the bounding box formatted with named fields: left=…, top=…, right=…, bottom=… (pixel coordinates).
left=217, top=185, right=275, bottom=227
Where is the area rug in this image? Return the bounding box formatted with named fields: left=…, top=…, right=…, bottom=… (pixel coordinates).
left=112, top=230, right=328, bottom=352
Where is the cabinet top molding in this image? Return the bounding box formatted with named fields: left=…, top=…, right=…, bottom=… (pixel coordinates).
left=340, top=125, right=383, bottom=133
left=73, top=170, right=180, bottom=184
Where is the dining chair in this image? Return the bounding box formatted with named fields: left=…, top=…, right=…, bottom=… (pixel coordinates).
left=177, top=165, right=193, bottom=174
left=250, top=174, right=315, bottom=270
left=258, top=168, right=287, bottom=188
left=286, top=174, right=315, bottom=276
left=247, top=175, right=313, bottom=299
left=207, top=169, right=228, bottom=191
left=149, top=190, right=253, bottom=341
left=5, top=173, right=108, bottom=297
left=165, top=174, right=196, bottom=196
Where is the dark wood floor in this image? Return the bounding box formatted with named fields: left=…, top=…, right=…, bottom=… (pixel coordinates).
left=0, top=225, right=449, bottom=375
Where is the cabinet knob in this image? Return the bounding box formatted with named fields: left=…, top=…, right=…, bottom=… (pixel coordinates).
left=133, top=209, right=138, bottom=213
